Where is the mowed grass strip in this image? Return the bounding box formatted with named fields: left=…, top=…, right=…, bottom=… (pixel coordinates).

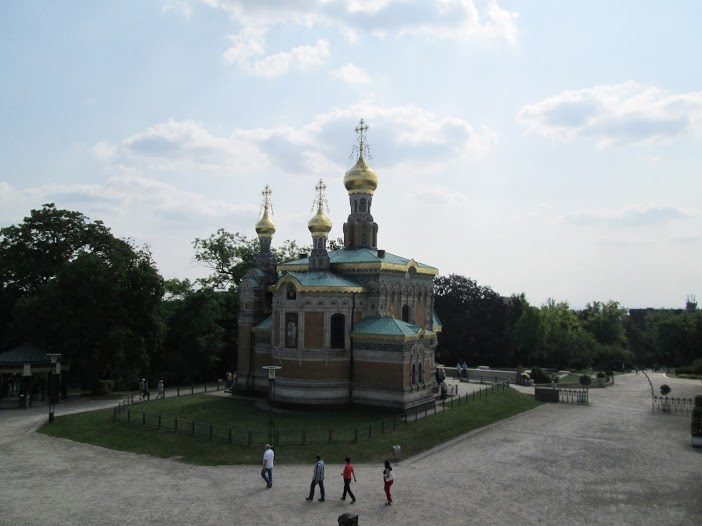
left=37, top=388, right=541, bottom=465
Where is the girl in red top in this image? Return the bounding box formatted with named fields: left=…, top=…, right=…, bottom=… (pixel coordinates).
left=341, top=457, right=356, bottom=502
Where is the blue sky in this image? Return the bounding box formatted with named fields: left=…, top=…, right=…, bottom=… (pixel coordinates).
left=1, top=0, right=700, bottom=309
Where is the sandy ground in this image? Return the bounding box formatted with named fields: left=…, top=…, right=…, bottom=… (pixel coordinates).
left=0, top=372, right=700, bottom=526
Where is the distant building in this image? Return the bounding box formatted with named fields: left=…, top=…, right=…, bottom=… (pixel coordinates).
left=628, top=294, right=697, bottom=331
left=236, top=120, right=441, bottom=410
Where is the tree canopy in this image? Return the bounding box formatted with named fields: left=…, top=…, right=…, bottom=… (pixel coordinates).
left=1, top=204, right=164, bottom=389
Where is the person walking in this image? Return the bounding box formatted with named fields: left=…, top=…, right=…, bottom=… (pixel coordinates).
left=305, top=454, right=325, bottom=502
left=340, top=457, right=356, bottom=503
left=138, top=378, right=145, bottom=401
left=261, top=444, right=274, bottom=488
left=383, top=460, right=394, bottom=505
left=156, top=379, right=165, bottom=399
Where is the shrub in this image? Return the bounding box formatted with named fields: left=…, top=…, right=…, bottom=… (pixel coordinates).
left=596, top=372, right=606, bottom=379
left=529, top=367, right=551, bottom=384
left=579, top=374, right=592, bottom=388
left=676, top=358, right=702, bottom=376
left=659, top=384, right=671, bottom=397
left=94, top=379, right=114, bottom=395
left=604, top=371, right=614, bottom=377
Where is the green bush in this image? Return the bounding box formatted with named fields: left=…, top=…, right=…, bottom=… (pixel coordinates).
left=659, top=384, right=671, bottom=397
left=94, top=379, right=114, bottom=395
left=579, top=374, right=592, bottom=388
left=529, top=367, right=552, bottom=384
left=691, top=396, right=702, bottom=437
left=596, top=372, right=606, bottom=379
left=676, top=358, right=702, bottom=376
left=604, top=371, right=614, bottom=377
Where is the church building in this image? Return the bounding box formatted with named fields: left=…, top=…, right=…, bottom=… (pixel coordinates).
left=236, top=120, right=441, bottom=410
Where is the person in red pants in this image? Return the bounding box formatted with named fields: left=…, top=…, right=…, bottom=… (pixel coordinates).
left=383, top=460, right=394, bottom=505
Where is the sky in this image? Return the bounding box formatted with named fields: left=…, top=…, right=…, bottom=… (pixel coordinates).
left=1, top=0, right=700, bottom=310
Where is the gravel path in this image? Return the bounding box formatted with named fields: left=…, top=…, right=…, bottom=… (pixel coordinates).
left=0, top=373, right=700, bottom=526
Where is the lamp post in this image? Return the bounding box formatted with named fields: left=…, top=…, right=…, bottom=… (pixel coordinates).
left=262, top=366, right=281, bottom=446
left=46, top=353, right=62, bottom=424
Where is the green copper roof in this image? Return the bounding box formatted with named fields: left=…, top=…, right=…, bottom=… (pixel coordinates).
left=352, top=317, right=423, bottom=337
left=280, top=248, right=438, bottom=271
left=253, top=315, right=272, bottom=330
left=284, top=271, right=362, bottom=289
left=432, top=309, right=442, bottom=329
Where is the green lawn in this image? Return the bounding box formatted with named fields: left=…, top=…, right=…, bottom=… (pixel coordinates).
left=38, top=388, right=541, bottom=465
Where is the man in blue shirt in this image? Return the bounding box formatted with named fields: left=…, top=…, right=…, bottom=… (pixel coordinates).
left=305, top=454, right=325, bottom=502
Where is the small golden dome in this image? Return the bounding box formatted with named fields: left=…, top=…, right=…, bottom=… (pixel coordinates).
left=255, top=207, right=276, bottom=238
left=308, top=206, right=332, bottom=236
left=343, top=154, right=378, bottom=195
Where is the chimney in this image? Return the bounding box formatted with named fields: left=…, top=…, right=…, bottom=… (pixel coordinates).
left=299, top=253, right=308, bottom=260
left=377, top=249, right=385, bottom=259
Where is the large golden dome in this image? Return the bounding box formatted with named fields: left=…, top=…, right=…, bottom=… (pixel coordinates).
left=343, top=154, right=378, bottom=195
left=255, top=207, right=276, bottom=238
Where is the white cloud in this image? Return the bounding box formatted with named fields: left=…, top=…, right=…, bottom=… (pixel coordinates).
left=407, top=184, right=469, bottom=206
left=248, top=39, right=330, bottom=78
left=94, top=119, right=271, bottom=175
left=518, top=82, right=702, bottom=147
left=92, top=104, right=496, bottom=190
left=214, top=1, right=518, bottom=76
left=332, top=63, right=371, bottom=84
left=564, top=203, right=694, bottom=227
left=162, top=0, right=193, bottom=18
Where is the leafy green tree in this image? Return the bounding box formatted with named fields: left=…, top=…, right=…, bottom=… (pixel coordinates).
left=648, top=310, right=702, bottom=367
left=513, top=303, right=545, bottom=366
left=579, top=301, right=628, bottom=348
left=434, top=274, right=513, bottom=366
left=191, top=231, right=344, bottom=290
left=1, top=204, right=164, bottom=390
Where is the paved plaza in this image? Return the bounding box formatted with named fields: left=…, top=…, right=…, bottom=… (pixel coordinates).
left=0, top=372, right=700, bottom=526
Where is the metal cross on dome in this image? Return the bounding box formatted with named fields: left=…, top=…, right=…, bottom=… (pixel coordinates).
left=355, top=119, right=369, bottom=155
left=312, top=178, right=329, bottom=213
left=260, top=184, right=274, bottom=215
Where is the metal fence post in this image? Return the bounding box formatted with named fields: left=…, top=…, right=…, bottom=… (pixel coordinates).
left=354, top=429, right=358, bottom=444
left=229, top=428, right=232, bottom=444
left=381, top=419, right=385, bottom=434
left=175, top=418, right=178, bottom=433
left=247, top=431, right=252, bottom=447
left=158, top=415, right=161, bottom=429
left=177, top=385, right=180, bottom=397
left=191, top=384, right=194, bottom=395
left=329, top=429, right=333, bottom=444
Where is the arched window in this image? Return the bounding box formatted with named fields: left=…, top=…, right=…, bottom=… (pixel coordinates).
left=419, top=363, right=424, bottom=383
left=402, top=305, right=410, bottom=323
left=361, top=231, right=367, bottom=245
left=330, top=313, right=345, bottom=349
left=349, top=226, right=355, bottom=247
left=411, top=363, right=416, bottom=384
left=359, top=198, right=367, bottom=212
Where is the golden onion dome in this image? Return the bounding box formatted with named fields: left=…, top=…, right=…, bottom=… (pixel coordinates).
left=308, top=205, right=332, bottom=236
left=343, top=154, right=378, bottom=195
left=255, top=207, right=276, bottom=238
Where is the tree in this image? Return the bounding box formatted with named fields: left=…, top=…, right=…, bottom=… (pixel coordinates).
left=579, top=301, right=628, bottom=349
left=191, top=231, right=344, bottom=290
left=0, top=204, right=164, bottom=390
left=433, top=274, right=513, bottom=366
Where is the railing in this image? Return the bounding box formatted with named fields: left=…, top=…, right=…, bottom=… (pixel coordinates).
left=113, top=382, right=510, bottom=447
left=558, top=389, right=588, bottom=405
left=652, top=396, right=695, bottom=415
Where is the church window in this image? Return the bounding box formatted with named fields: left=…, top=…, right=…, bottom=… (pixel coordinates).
left=411, top=363, right=416, bottom=384
left=359, top=198, right=367, bottom=212
left=330, top=313, right=345, bottom=349
left=402, top=304, right=410, bottom=323
left=354, top=200, right=358, bottom=213
left=287, top=285, right=296, bottom=300
left=419, top=363, right=424, bottom=383
left=285, top=313, right=298, bottom=348
left=349, top=225, right=355, bottom=246
left=361, top=231, right=367, bottom=245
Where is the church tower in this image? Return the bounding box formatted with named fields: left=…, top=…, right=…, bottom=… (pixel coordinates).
left=253, top=184, right=277, bottom=283
left=343, top=119, right=379, bottom=249
left=307, top=179, right=332, bottom=271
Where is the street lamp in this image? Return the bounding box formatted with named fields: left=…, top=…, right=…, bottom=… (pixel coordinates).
left=262, top=365, right=282, bottom=446
left=46, top=353, right=62, bottom=424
